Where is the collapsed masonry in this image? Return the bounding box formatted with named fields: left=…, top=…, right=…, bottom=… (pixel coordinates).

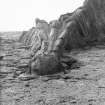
left=19, top=0, right=105, bottom=75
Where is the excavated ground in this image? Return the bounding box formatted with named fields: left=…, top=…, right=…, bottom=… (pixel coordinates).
left=1, top=35, right=105, bottom=105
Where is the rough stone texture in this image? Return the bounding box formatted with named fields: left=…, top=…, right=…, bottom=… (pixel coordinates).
left=28, top=0, right=105, bottom=75
left=47, top=20, right=63, bottom=53
left=2, top=35, right=105, bottom=105
left=30, top=54, right=61, bottom=75
left=58, top=0, right=105, bottom=50
left=18, top=0, right=105, bottom=76
left=18, top=31, right=28, bottom=42
left=18, top=18, right=50, bottom=54
left=2, top=0, right=105, bottom=104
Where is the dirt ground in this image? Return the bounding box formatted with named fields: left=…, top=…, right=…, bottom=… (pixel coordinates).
left=1, top=35, right=105, bottom=105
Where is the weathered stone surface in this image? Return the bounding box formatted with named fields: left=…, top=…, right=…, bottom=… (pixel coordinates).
left=58, top=0, right=105, bottom=50
left=2, top=1, right=105, bottom=105
left=19, top=18, right=50, bottom=55
left=33, top=0, right=105, bottom=75
left=30, top=54, right=62, bottom=75
left=18, top=31, right=28, bottom=42
left=19, top=0, right=105, bottom=76
left=2, top=25, right=105, bottom=105
left=48, top=20, right=63, bottom=53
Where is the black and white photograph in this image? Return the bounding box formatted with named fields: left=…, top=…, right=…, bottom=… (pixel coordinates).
left=1, top=0, right=105, bottom=104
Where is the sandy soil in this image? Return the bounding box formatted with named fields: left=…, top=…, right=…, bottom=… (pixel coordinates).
left=1, top=35, right=105, bottom=105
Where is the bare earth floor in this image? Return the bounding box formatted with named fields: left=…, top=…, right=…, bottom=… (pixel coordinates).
left=1, top=36, right=105, bottom=105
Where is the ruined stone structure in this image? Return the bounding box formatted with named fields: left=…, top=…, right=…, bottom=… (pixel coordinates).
left=19, top=0, right=105, bottom=76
